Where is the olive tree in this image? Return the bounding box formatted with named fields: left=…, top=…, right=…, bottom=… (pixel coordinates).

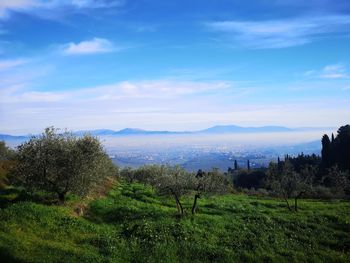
left=191, top=168, right=228, bottom=214
left=0, top=141, right=16, bottom=188
left=0, top=141, right=15, bottom=160
left=154, top=165, right=193, bottom=215
left=12, top=127, right=117, bottom=202
left=265, top=160, right=312, bottom=211
left=322, top=165, right=349, bottom=198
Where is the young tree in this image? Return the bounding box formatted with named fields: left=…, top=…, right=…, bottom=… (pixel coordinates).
left=155, top=165, right=192, bottom=215
left=191, top=168, right=228, bottom=214
left=266, top=161, right=312, bottom=212
left=12, top=127, right=117, bottom=202
left=120, top=167, right=136, bottom=183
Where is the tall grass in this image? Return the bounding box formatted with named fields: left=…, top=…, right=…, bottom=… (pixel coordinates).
left=0, top=182, right=349, bottom=262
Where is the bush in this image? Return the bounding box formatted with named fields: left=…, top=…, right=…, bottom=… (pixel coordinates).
left=11, top=127, right=117, bottom=202
left=0, top=141, right=16, bottom=189
left=309, top=186, right=334, bottom=199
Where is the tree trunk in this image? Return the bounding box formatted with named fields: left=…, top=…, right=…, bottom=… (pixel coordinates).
left=172, top=193, right=183, bottom=215
left=192, top=193, right=201, bottom=214
left=284, top=197, right=292, bottom=211
left=58, top=192, right=66, bottom=203
left=175, top=197, right=180, bottom=213
left=178, top=200, right=184, bottom=215
left=294, top=192, right=304, bottom=212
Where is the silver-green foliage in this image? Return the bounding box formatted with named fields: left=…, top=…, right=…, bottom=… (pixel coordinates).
left=12, top=127, right=117, bottom=201
left=265, top=160, right=313, bottom=211
left=120, top=165, right=229, bottom=215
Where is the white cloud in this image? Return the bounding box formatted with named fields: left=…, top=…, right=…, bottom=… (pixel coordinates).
left=85, top=80, right=231, bottom=100
left=70, top=0, right=123, bottom=9
left=135, top=25, right=157, bottom=33
left=0, top=0, right=37, bottom=18
left=62, top=38, right=115, bottom=55
left=0, top=79, right=235, bottom=132
left=304, top=63, right=349, bottom=79
left=320, top=64, right=348, bottom=79
left=0, top=58, right=28, bottom=71
left=1, top=78, right=349, bottom=133
left=0, top=0, right=123, bottom=19
left=206, top=15, right=350, bottom=49
left=0, top=79, right=231, bottom=104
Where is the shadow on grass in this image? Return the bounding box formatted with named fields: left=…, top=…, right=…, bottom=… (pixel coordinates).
left=0, top=248, right=25, bottom=263
left=0, top=187, right=59, bottom=208
left=87, top=197, right=173, bottom=224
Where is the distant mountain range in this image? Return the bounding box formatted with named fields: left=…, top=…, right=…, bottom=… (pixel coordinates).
left=74, top=125, right=333, bottom=136
left=0, top=125, right=333, bottom=140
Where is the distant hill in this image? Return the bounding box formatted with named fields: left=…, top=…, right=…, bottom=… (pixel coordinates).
left=75, top=128, right=181, bottom=136
left=0, top=134, right=28, bottom=140
left=1, top=124, right=333, bottom=139
left=74, top=129, right=117, bottom=136
left=199, top=125, right=293, bottom=134
left=75, top=124, right=331, bottom=136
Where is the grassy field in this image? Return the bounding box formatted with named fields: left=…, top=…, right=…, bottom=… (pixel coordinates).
left=0, top=182, right=349, bottom=262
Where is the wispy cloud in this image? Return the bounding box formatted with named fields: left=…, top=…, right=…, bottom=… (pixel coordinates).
left=69, top=0, right=123, bottom=9
left=0, top=0, right=123, bottom=19
left=0, top=79, right=231, bottom=104
left=62, top=38, right=115, bottom=55
left=0, top=79, right=235, bottom=131
left=135, top=25, right=157, bottom=33
left=320, top=64, right=348, bottom=79
left=1, top=77, right=349, bottom=132
left=206, top=15, right=350, bottom=49
left=304, top=63, right=349, bottom=79
left=0, top=58, right=28, bottom=71
left=0, top=1, right=38, bottom=19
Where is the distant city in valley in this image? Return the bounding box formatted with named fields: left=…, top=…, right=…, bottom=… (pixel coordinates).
left=1, top=124, right=334, bottom=171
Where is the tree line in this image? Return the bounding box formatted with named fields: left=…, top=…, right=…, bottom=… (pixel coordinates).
left=229, top=125, right=350, bottom=211
left=0, top=127, right=229, bottom=215
left=321, top=125, right=350, bottom=171
left=0, top=124, right=349, bottom=214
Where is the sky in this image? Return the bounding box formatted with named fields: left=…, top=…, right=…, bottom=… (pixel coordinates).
left=0, top=0, right=350, bottom=134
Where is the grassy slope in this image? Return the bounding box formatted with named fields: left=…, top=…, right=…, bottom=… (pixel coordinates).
left=0, top=182, right=349, bottom=263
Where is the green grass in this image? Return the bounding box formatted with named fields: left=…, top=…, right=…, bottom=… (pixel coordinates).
left=0, top=182, right=349, bottom=262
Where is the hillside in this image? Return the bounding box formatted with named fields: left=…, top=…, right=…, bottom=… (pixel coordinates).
left=0, top=182, right=349, bottom=262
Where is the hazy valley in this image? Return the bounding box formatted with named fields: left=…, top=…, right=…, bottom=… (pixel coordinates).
left=2, top=125, right=333, bottom=171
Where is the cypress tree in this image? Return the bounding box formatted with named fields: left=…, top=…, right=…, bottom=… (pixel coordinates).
left=321, top=134, right=331, bottom=168
left=234, top=160, right=238, bottom=170
left=335, top=125, right=350, bottom=171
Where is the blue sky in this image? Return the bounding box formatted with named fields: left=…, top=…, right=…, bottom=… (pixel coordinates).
left=0, top=0, right=350, bottom=134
